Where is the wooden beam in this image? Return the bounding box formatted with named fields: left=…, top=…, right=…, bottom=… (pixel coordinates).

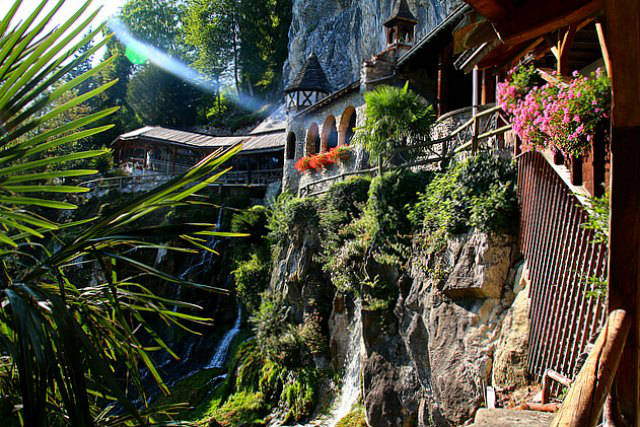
left=558, top=25, right=577, bottom=75
left=462, top=0, right=513, bottom=22
left=496, top=0, right=604, bottom=47
left=594, top=20, right=612, bottom=77
left=606, top=0, right=640, bottom=424
left=551, top=310, right=630, bottom=427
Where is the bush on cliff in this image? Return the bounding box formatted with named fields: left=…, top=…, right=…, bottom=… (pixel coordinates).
left=409, top=153, right=518, bottom=253
left=268, top=192, right=320, bottom=245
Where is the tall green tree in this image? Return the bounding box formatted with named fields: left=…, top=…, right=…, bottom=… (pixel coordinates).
left=119, top=0, right=184, bottom=54
left=182, top=0, right=292, bottom=99
left=0, top=1, right=243, bottom=425
left=127, top=64, right=208, bottom=127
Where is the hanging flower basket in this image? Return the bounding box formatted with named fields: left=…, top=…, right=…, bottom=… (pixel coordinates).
left=295, top=146, right=352, bottom=174
left=497, top=66, right=611, bottom=158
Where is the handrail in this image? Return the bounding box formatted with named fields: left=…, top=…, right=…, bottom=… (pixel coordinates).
left=298, top=106, right=512, bottom=198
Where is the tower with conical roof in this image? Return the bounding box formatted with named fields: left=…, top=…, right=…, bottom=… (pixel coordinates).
left=284, top=51, right=332, bottom=113
left=384, top=0, right=417, bottom=50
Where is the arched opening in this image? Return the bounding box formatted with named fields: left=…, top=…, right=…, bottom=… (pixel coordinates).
left=286, top=132, right=296, bottom=160
left=339, top=107, right=357, bottom=146
left=321, top=115, right=338, bottom=152
left=306, top=123, right=320, bottom=156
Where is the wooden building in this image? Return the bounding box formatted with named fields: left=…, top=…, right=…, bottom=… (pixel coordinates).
left=453, top=0, right=640, bottom=424
left=112, top=126, right=285, bottom=187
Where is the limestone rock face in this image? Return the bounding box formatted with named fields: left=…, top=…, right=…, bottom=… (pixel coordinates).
left=285, top=0, right=464, bottom=90
left=492, top=277, right=531, bottom=389
left=360, top=231, right=522, bottom=426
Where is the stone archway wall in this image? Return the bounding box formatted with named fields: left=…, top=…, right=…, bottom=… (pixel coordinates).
left=283, top=89, right=367, bottom=194
left=339, top=106, right=357, bottom=146
left=321, top=115, right=338, bottom=152
left=306, top=123, right=320, bottom=156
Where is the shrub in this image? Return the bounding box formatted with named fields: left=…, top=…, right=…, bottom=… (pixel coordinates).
left=267, top=192, right=320, bottom=244
left=231, top=205, right=270, bottom=244
left=324, top=176, right=372, bottom=223
left=409, top=153, right=518, bottom=253
left=233, top=253, right=271, bottom=313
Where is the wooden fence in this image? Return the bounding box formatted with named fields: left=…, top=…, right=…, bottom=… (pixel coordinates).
left=518, top=151, right=608, bottom=389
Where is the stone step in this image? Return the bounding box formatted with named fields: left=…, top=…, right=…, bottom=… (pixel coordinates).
left=470, top=409, right=554, bottom=426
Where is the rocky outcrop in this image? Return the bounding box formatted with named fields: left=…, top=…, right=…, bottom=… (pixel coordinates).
left=492, top=266, right=531, bottom=390
left=359, top=231, right=521, bottom=427
left=285, top=0, right=463, bottom=90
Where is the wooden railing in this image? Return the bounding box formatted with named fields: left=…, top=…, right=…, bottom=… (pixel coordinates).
left=298, top=105, right=511, bottom=198
left=518, top=151, right=608, bottom=391
left=83, top=168, right=283, bottom=193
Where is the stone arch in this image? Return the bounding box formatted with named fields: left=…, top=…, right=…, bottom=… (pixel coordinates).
left=286, top=132, right=296, bottom=160
left=339, top=106, right=357, bottom=146
left=306, top=123, right=320, bottom=156
left=321, top=115, right=338, bottom=152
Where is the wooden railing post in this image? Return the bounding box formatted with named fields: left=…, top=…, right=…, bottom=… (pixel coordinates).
left=552, top=310, right=630, bottom=427
left=472, top=114, right=479, bottom=154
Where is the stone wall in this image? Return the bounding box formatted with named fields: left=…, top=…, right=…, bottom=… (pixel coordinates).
left=283, top=89, right=368, bottom=193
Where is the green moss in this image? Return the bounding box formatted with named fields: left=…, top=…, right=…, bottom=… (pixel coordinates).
left=336, top=405, right=367, bottom=427
left=213, top=391, right=267, bottom=426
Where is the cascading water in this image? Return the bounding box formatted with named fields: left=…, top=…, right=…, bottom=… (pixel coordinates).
left=172, top=207, right=225, bottom=312
left=327, top=300, right=363, bottom=426
left=205, top=304, right=243, bottom=369
left=296, top=300, right=363, bottom=427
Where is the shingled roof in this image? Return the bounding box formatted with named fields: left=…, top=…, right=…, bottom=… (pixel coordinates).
left=285, top=52, right=332, bottom=94
left=384, top=0, right=418, bottom=26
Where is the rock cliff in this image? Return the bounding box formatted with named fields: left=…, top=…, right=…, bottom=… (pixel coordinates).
left=285, top=0, right=464, bottom=90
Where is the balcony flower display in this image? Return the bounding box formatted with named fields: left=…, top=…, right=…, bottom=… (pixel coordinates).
left=295, top=146, right=352, bottom=174
left=497, top=65, right=611, bottom=158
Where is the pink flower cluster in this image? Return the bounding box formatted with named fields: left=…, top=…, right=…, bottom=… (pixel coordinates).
left=498, top=66, right=611, bottom=158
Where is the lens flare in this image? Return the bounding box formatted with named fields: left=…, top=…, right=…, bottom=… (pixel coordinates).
left=107, top=18, right=265, bottom=112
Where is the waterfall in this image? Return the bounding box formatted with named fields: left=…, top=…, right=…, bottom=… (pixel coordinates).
left=327, top=300, right=363, bottom=426
left=295, top=301, right=363, bottom=427
left=172, top=207, right=225, bottom=312
left=205, top=304, right=243, bottom=369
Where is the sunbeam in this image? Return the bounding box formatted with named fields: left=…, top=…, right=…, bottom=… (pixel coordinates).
left=108, top=18, right=266, bottom=113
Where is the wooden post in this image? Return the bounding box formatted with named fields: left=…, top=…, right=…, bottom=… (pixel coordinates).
left=551, top=310, right=630, bottom=427
left=606, top=0, right=640, bottom=424
left=594, top=20, right=612, bottom=77
left=472, top=115, right=479, bottom=154
left=557, top=25, right=576, bottom=76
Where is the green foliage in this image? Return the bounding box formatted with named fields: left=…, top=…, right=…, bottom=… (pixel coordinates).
left=0, top=3, right=246, bottom=423
left=233, top=253, right=271, bottom=313
left=582, top=193, right=609, bottom=245
left=324, top=176, right=372, bottom=224
left=409, top=153, right=518, bottom=253
left=231, top=205, right=270, bottom=245
left=126, top=65, right=209, bottom=127
left=211, top=338, right=319, bottom=425
left=214, top=391, right=267, bottom=426
left=355, top=82, right=435, bottom=161
left=321, top=170, right=429, bottom=307
left=120, top=0, right=183, bottom=53
left=581, top=193, right=610, bottom=298
left=182, top=0, right=292, bottom=98
left=267, top=192, right=320, bottom=244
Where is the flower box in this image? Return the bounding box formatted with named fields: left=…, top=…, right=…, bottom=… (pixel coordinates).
left=295, top=146, right=352, bottom=174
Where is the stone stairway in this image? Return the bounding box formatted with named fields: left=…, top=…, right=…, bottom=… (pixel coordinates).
left=470, top=409, right=554, bottom=426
